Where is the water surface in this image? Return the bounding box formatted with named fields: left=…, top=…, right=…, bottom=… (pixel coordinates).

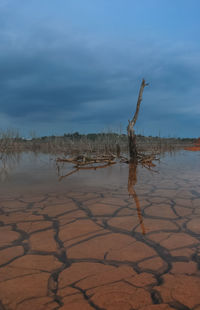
left=0, top=151, right=200, bottom=310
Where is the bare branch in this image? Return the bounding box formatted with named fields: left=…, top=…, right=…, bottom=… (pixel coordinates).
left=130, top=79, right=148, bottom=127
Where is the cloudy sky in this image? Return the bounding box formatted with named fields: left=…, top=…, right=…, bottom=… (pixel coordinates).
left=0, top=0, right=200, bottom=137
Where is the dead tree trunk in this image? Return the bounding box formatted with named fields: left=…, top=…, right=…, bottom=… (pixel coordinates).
left=127, top=79, right=148, bottom=162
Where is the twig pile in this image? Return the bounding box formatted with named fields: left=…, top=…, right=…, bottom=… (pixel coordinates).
left=56, top=151, right=159, bottom=180
left=56, top=154, right=116, bottom=167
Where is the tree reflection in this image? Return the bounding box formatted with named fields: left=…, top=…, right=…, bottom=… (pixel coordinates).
left=0, top=153, right=20, bottom=182
left=128, top=163, right=146, bottom=235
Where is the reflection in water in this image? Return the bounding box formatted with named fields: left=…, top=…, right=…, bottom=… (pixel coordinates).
left=56, top=161, right=115, bottom=181
left=0, top=153, right=21, bottom=182
left=56, top=161, right=79, bottom=181
left=128, top=163, right=146, bottom=235
left=0, top=159, right=8, bottom=182
left=57, top=158, right=147, bottom=235
left=1, top=151, right=200, bottom=309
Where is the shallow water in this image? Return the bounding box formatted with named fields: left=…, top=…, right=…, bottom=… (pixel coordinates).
left=0, top=151, right=200, bottom=310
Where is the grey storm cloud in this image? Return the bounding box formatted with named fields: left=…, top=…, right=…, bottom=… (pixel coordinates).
left=0, top=30, right=131, bottom=121
left=0, top=14, right=200, bottom=136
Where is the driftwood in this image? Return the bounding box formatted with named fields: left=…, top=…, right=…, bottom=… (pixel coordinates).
left=57, top=154, right=116, bottom=165
left=56, top=151, right=158, bottom=183
left=127, top=79, right=148, bottom=162
left=56, top=150, right=158, bottom=178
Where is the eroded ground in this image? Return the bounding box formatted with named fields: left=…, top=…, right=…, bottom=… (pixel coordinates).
left=0, top=154, right=200, bottom=310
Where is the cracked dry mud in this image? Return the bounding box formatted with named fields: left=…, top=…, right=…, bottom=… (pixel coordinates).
left=0, top=152, right=200, bottom=309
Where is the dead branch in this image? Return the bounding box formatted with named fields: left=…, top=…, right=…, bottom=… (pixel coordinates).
left=127, top=79, right=148, bottom=162
left=130, top=79, right=149, bottom=127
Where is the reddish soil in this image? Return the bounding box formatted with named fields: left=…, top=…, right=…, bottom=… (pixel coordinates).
left=185, top=138, right=200, bottom=151
left=184, top=146, right=200, bottom=151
